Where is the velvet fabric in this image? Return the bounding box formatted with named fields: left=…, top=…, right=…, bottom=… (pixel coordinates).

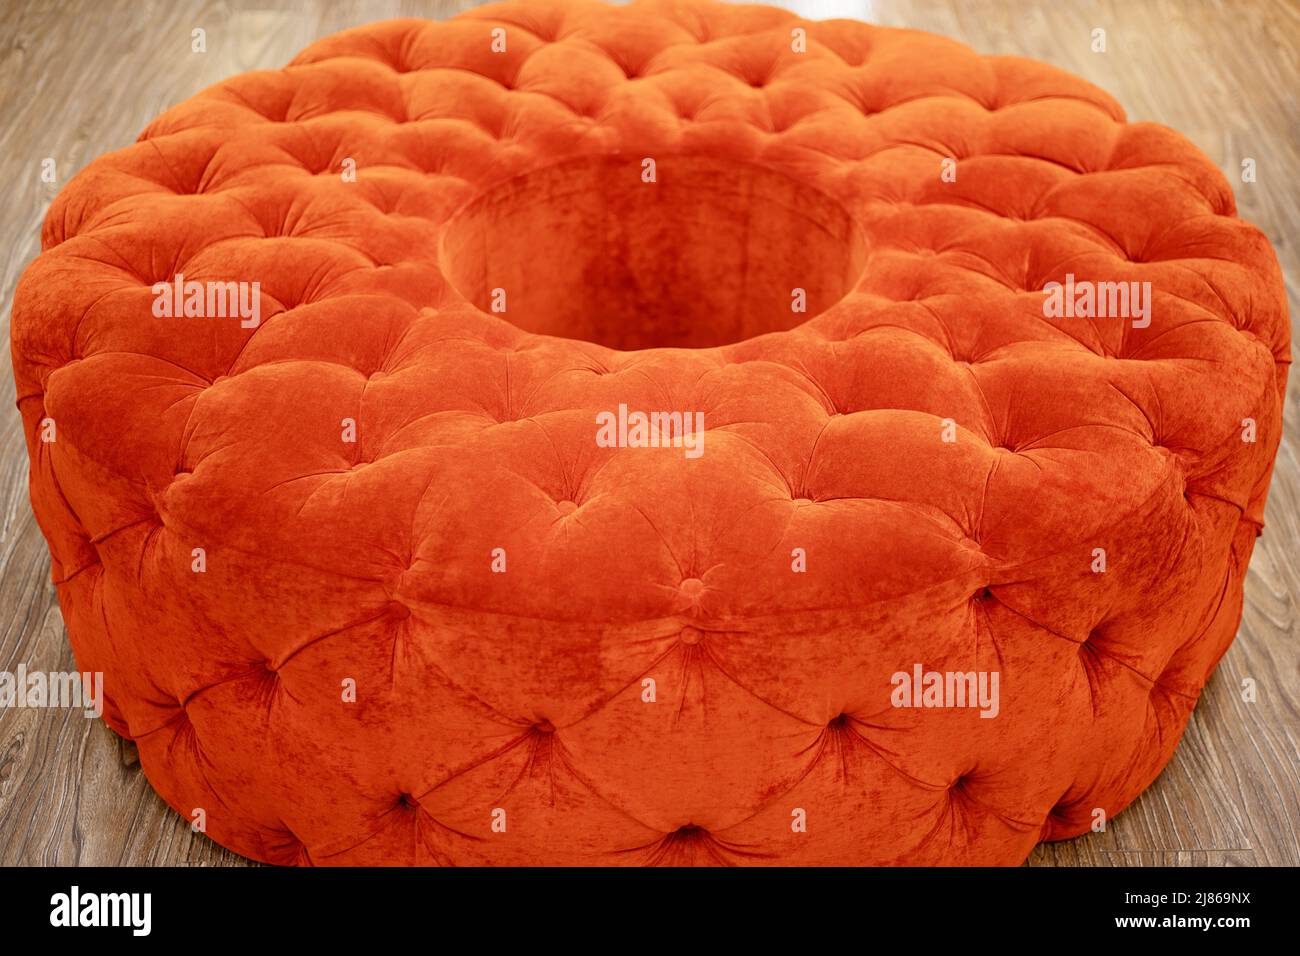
left=10, top=0, right=1288, bottom=865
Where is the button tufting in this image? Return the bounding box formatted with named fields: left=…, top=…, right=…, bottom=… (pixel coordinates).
left=11, top=0, right=1285, bottom=870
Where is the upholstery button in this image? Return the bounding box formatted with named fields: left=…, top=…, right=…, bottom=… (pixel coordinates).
left=679, top=577, right=706, bottom=599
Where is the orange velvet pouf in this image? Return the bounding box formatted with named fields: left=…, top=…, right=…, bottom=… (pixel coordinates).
left=11, top=0, right=1288, bottom=865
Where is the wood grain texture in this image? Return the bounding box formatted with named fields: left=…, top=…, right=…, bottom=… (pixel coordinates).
left=0, top=0, right=1295, bottom=867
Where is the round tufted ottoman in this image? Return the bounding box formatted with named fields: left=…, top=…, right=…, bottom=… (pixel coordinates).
left=12, top=0, right=1288, bottom=866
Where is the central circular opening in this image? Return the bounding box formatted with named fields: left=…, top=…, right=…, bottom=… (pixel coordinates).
left=440, top=156, right=867, bottom=350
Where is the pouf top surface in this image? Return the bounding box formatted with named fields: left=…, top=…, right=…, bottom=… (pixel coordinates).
left=11, top=0, right=1288, bottom=865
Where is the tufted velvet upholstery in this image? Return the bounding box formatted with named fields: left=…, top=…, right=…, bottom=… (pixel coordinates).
left=11, top=0, right=1288, bottom=866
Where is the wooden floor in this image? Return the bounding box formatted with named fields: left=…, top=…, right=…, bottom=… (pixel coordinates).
left=0, top=0, right=1296, bottom=867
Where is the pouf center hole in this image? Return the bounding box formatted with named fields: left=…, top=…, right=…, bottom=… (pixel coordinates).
left=440, top=156, right=867, bottom=350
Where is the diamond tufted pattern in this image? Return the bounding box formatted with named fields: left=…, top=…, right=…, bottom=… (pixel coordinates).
left=10, top=0, right=1289, bottom=866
